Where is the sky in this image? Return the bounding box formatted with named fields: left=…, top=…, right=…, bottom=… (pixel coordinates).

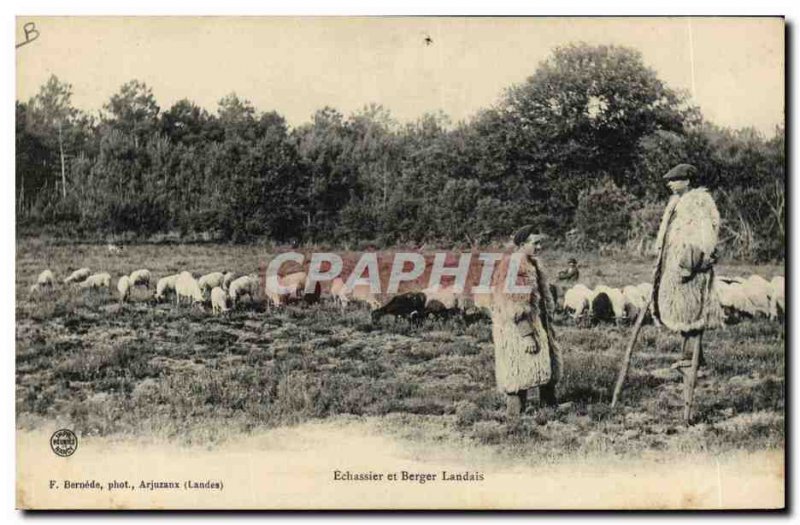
left=15, top=17, right=784, bottom=135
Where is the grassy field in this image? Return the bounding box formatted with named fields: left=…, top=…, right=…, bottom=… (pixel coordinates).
left=15, top=239, right=785, bottom=464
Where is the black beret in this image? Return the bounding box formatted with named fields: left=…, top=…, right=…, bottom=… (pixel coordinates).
left=663, top=163, right=697, bottom=181
left=512, top=224, right=535, bottom=247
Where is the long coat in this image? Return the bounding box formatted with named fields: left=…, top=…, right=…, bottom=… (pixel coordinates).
left=652, top=187, right=723, bottom=333
left=490, top=252, right=562, bottom=393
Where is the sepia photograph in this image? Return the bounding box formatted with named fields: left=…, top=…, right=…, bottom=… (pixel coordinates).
left=14, top=16, right=785, bottom=510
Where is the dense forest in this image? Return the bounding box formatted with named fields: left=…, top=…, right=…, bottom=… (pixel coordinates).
left=16, top=43, right=785, bottom=260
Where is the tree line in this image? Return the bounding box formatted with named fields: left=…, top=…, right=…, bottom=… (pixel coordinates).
left=16, top=43, right=785, bottom=260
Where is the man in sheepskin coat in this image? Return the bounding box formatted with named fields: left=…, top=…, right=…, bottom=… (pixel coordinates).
left=490, top=226, right=561, bottom=419
left=651, top=163, right=722, bottom=421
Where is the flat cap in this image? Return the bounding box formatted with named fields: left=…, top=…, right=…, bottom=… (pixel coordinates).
left=663, top=163, right=698, bottom=181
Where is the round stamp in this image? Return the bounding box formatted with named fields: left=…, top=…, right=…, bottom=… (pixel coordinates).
left=50, top=429, right=78, bottom=457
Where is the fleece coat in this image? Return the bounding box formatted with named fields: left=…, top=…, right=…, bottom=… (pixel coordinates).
left=652, top=187, right=723, bottom=333
left=490, top=253, right=562, bottom=393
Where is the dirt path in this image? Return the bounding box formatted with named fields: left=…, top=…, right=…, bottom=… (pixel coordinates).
left=17, top=418, right=784, bottom=510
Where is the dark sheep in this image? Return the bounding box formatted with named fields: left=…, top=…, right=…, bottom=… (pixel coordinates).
left=590, top=292, right=615, bottom=324
left=371, top=292, right=427, bottom=324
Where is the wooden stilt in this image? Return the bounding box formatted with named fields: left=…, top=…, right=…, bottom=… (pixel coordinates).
left=683, top=332, right=703, bottom=424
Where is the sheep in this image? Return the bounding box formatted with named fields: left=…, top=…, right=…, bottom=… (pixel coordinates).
left=422, top=285, right=460, bottom=310
left=117, top=275, right=132, bottom=303
left=331, top=277, right=349, bottom=309
left=371, top=292, right=427, bottom=324
left=175, top=271, right=205, bottom=306
left=222, top=271, right=236, bottom=291
left=715, top=279, right=755, bottom=323
left=265, top=272, right=320, bottom=307
left=422, top=285, right=462, bottom=320
left=63, top=268, right=91, bottom=285
left=563, top=284, right=592, bottom=322
left=741, top=274, right=772, bottom=318
left=284, top=271, right=321, bottom=304
left=769, top=276, right=785, bottom=321
left=199, top=272, right=225, bottom=294
left=155, top=274, right=180, bottom=302
left=37, top=269, right=56, bottom=288
left=79, top=272, right=111, bottom=291
left=472, top=290, right=493, bottom=313
left=129, top=269, right=152, bottom=289
left=107, top=243, right=124, bottom=255
left=211, top=286, right=229, bottom=314
left=590, top=285, right=626, bottom=324
left=350, top=284, right=382, bottom=310
left=622, top=284, right=650, bottom=322
left=229, top=275, right=260, bottom=307
left=29, top=269, right=57, bottom=296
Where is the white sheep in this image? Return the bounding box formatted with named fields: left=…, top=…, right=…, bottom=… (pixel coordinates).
left=563, top=283, right=592, bottom=320
left=199, top=272, right=225, bottom=293
left=741, top=274, right=772, bottom=318
left=715, top=279, right=755, bottom=321
left=129, top=269, right=152, bottom=289
left=330, top=277, right=349, bottom=309
left=229, top=275, right=259, bottom=307
left=155, top=274, right=180, bottom=302
left=79, top=272, right=111, bottom=290
left=422, top=285, right=461, bottom=310
left=117, top=275, right=132, bottom=303
left=63, top=268, right=91, bottom=285
left=37, top=269, right=56, bottom=287
left=350, top=284, right=382, bottom=310
left=769, top=276, right=785, bottom=321
left=211, top=286, right=229, bottom=314
left=222, top=272, right=236, bottom=291
left=175, top=271, right=205, bottom=306
left=265, top=272, right=307, bottom=307
left=107, top=243, right=124, bottom=255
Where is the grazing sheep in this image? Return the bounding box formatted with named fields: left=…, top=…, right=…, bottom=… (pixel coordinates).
left=117, top=275, right=132, bottom=303
left=371, top=292, right=427, bottom=323
left=129, top=269, right=152, bottom=289
left=63, top=268, right=91, bottom=285
left=350, top=284, right=382, bottom=310
left=175, top=271, right=205, bottom=306
left=590, top=285, right=626, bottom=324
left=563, top=284, right=592, bottom=321
left=79, top=272, right=111, bottom=290
left=331, top=277, right=349, bottom=309
left=107, top=243, right=124, bottom=255
left=199, top=272, right=225, bottom=293
left=37, top=269, right=56, bottom=287
left=622, top=284, right=652, bottom=322
left=769, top=276, right=785, bottom=321
left=229, top=275, right=260, bottom=307
left=265, top=272, right=320, bottom=306
left=422, top=285, right=460, bottom=310
left=742, top=274, right=772, bottom=318
left=211, top=286, right=229, bottom=314
left=222, top=272, right=236, bottom=291
left=155, top=274, right=180, bottom=302
left=472, top=290, right=493, bottom=313
left=715, top=279, right=754, bottom=323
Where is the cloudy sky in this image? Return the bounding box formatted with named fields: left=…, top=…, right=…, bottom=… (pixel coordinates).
left=16, top=17, right=784, bottom=134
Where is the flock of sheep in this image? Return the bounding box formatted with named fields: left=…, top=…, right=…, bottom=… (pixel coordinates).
left=560, top=274, right=785, bottom=326
left=26, top=262, right=785, bottom=328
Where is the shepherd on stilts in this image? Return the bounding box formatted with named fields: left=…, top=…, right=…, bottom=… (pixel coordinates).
left=651, top=163, right=723, bottom=423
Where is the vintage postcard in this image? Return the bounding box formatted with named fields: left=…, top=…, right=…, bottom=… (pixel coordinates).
left=15, top=16, right=785, bottom=509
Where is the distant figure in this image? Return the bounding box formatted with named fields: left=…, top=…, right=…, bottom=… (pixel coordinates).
left=557, top=258, right=580, bottom=282
left=490, top=226, right=561, bottom=420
